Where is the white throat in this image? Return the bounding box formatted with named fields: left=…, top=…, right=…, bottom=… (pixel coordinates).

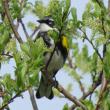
left=32, top=23, right=53, bottom=41
left=39, top=23, right=53, bottom=32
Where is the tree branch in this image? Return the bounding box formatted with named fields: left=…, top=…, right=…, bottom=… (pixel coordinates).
left=3, top=0, right=23, bottom=43
left=1, top=53, right=13, bottom=58
left=78, top=80, right=85, bottom=96
left=79, top=27, right=103, bottom=61
left=30, top=27, right=39, bottom=38
left=81, top=72, right=102, bottom=100
left=95, top=74, right=108, bottom=110
left=18, top=18, right=29, bottom=39
left=56, top=84, right=87, bottom=110
left=0, top=86, right=31, bottom=110
left=67, top=55, right=77, bottom=69
left=0, top=89, right=4, bottom=97
left=0, top=91, right=24, bottom=110
left=70, top=72, right=103, bottom=110
left=94, top=1, right=108, bottom=110
left=3, top=1, right=39, bottom=110
left=28, top=88, right=39, bottom=110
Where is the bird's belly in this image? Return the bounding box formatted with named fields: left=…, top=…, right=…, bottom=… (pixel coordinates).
left=44, top=51, right=64, bottom=77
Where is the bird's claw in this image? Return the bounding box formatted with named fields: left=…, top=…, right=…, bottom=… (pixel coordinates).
left=52, top=77, right=58, bottom=87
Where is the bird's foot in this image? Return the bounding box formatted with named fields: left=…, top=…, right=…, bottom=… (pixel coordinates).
left=52, top=77, right=58, bottom=87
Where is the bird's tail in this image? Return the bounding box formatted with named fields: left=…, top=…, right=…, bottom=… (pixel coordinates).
left=36, top=76, right=53, bottom=99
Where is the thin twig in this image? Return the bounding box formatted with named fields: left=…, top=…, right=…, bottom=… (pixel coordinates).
left=81, top=72, right=102, bottom=100
left=30, top=27, right=39, bottom=40
left=70, top=72, right=103, bottom=110
left=45, top=44, right=57, bottom=70
left=79, top=27, right=103, bottom=61
left=0, top=91, right=23, bottom=110
left=0, top=86, right=31, bottom=110
left=3, top=0, right=23, bottom=43
left=78, top=80, right=85, bottom=96
left=67, top=55, right=76, bottom=69
left=18, top=18, right=29, bottom=39
left=1, top=53, right=13, bottom=58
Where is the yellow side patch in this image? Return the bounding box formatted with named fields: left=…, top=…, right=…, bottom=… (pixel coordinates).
left=62, top=36, right=68, bottom=50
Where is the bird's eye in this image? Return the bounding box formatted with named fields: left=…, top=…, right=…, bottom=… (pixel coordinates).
left=49, top=21, right=52, bottom=25
left=48, top=21, right=54, bottom=26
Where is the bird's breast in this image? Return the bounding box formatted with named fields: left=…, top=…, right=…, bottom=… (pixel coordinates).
left=44, top=50, right=64, bottom=77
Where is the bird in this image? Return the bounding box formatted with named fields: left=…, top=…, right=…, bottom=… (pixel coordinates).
left=35, top=16, right=69, bottom=99
left=31, top=16, right=58, bottom=44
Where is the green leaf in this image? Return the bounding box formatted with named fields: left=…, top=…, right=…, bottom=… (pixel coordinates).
left=71, top=7, right=77, bottom=26
left=10, top=0, right=21, bottom=19
left=0, top=24, right=10, bottom=53
left=14, top=52, right=27, bottom=89
left=33, top=1, right=47, bottom=18
left=21, top=42, right=30, bottom=57
left=29, top=70, right=39, bottom=86
left=64, top=66, right=81, bottom=81
left=14, top=37, right=47, bottom=89
left=65, top=0, right=71, bottom=12
left=29, top=38, right=46, bottom=59
left=62, top=0, right=70, bottom=21
left=82, top=99, right=95, bottom=110
left=63, top=104, right=69, bottom=110
left=1, top=74, right=17, bottom=103
left=90, top=52, right=98, bottom=72
left=5, top=38, right=16, bottom=53
left=21, top=62, right=28, bottom=81
left=27, top=22, right=37, bottom=30
left=75, top=45, right=92, bottom=73
left=48, top=0, right=63, bottom=29
left=72, top=43, right=79, bottom=57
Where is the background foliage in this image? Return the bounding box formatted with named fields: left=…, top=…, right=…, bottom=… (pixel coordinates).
left=0, top=0, right=110, bottom=110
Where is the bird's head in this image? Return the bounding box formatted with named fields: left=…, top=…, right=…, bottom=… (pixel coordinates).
left=32, top=16, right=58, bottom=41
left=37, top=16, right=59, bottom=33
left=37, top=16, right=54, bottom=28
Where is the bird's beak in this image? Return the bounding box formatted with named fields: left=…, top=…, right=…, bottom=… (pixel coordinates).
left=37, top=20, right=42, bottom=23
